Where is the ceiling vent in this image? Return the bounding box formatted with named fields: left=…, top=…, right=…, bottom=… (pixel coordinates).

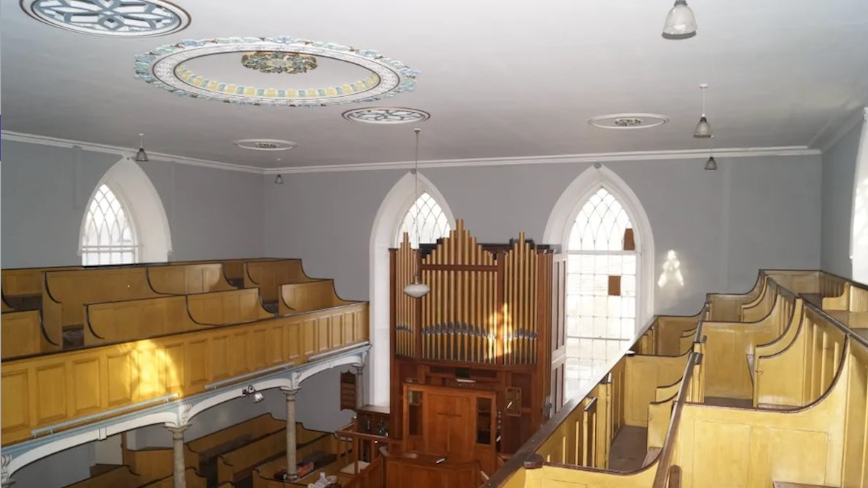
left=233, top=139, right=298, bottom=151
left=588, top=114, right=669, bottom=130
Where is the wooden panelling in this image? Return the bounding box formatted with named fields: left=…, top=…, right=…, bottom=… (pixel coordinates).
left=624, top=354, right=689, bottom=427
left=185, top=414, right=284, bottom=470
left=279, top=280, right=350, bottom=314
left=2, top=266, right=79, bottom=300
left=1, top=302, right=368, bottom=445
left=61, top=466, right=141, bottom=488
left=148, top=264, right=236, bottom=295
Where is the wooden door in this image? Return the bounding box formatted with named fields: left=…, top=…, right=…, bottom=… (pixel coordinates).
left=426, top=392, right=474, bottom=461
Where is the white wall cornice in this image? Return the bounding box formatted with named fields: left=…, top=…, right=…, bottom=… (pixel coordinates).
left=3, top=130, right=821, bottom=176
left=0, top=130, right=263, bottom=175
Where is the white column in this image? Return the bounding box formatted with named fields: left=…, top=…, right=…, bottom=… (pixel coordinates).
left=166, top=425, right=189, bottom=488
left=355, top=365, right=365, bottom=408
left=284, top=388, right=300, bottom=479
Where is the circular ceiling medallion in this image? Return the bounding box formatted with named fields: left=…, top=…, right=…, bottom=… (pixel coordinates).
left=241, top=51, right=318, bottom=75
left=21, top=0, right=190, bottom=37
left=233, top=139, right=298, bottom=151
left=342, top=107, right=431, bottom=124
left=588, top=113, right=670, bottom=130
left=135, top=37, right=419, bottom=107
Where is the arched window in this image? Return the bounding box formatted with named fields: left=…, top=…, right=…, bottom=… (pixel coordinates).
left=79, top=158, right=173, bottom=265
left=544, top=165, right=654, bottom=399
left=396, top=192, right=452, bottom=247
left=852, top=108, right=868, bottom=282
left=567, top=188, right=637, bottom=378
left=81, top=184, right=138, bottom=265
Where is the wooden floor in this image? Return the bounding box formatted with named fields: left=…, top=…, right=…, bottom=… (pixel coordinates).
left=608, top=426, right=648, bottom=472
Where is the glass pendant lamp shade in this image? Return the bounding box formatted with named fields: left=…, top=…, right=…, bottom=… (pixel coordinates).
left=135, top=133, right=149, bottom=162
left=694, top=116, right=712, bottom=138
left=274, top=174, right=284, bottom=185
left=704, top=156, right=718, bottom=171
left=662, top=0, right=697, bottom=39
left=404, top=279, right=431, bottom=298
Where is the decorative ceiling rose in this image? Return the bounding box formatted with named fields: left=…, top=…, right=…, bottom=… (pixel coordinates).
left=21, top=0, right=189, bottom=37
left=342, top=107, right=431, bottom=124
left=135, top=37, right=419, bottom=107
left=241, top=51, right=318, bottom=75
left=588, top=114, right=669, bottom=130
left=233, top=139, right=298, bottom=151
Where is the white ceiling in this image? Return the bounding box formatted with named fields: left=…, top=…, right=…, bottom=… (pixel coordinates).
left=2, top=0, right=868, bottom=169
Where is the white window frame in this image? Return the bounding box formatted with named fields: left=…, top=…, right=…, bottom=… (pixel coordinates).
left=80, top=183, right=141, bottom=265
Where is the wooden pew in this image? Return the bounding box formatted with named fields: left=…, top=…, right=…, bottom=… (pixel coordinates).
left=137, top=468, right=207, bottom=488
left=251, top=434, right=342, bottom=488
left=244, top=260, right=316, bottom=305
left=279, top=280, right=352, bottom=315
left=2, top=265, right=80, bottom=311
left=147, top=264, right=236, bottom=295
left=42, top=267, right=165, bottom=346
left=185, top=414, right=284, bottom=484
left=702, top=289, right=796, bottom=400
left=754, top=304, right=846, bottom=409
left=187, top=288, right=273, bottom=324
left=706, top=274, right=767, bottom=322
left=170, top=258, right=282, bottom=288
left=217, top=425, right=332, bottom=486
left=2, top=293, right=14, bottom=312
left=84, top=296, right=207, bottom=346
left=1, top=310, right=53, bottom=358
left=60, top=465, right=142, bottom=488
left=623, top=353, right=691, bottom=428
left=740, top=277, right=778, bottom=323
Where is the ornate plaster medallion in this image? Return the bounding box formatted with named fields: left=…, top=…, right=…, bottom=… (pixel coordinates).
left=21, top=0, right=190, bottom=37
left=588, top=113, right=670, bottom=130
left=342, top=107, right=431, bottom=124
left=135, top=37, right=419, bottom=107
left=241, top=51, right=318, bottom=75
left=233, top=139, right=298, bottom=151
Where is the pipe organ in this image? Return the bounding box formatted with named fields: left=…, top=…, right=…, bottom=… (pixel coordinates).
left=390, top=220, right=566, bottom=454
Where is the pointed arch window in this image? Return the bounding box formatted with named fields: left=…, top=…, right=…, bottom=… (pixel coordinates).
left=566, top=188, right=639, bottom=393
left=396, top=192, right=451, bottom=247
left=81, top=184, right=139, bottom=265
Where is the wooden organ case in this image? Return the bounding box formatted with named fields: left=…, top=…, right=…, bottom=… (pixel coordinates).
left=389, top=220, right=566, bottom=462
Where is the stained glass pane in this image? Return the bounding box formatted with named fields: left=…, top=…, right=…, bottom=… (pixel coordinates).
left=81, top=184, right=138, bottom=265
left=397, top=192, right=451, bottom=247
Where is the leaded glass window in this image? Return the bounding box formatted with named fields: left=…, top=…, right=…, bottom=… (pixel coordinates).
left=397, top=192, right=451, bottom=247
left=81, top=184, right=138, bottom=265
left=565, top=188, right=638, bottom=397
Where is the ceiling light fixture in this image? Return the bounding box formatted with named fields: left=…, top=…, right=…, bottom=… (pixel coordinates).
left=662, top=0, right=697, bottom=40
left=705, top=136, right=718, bottom=171
left=404, top=128, right=431, bottom=299
left=694, top=84, right=712, bottom=138
left=275, top=158, right=285, bottom=184
left=242, top=385, right=264, bottom=403
left=135, top=133, right=149, bottom=162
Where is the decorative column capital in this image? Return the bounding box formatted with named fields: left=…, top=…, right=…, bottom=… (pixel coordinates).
left=1, top=454, right=13, bottom=487
left=281, top=387, right=301, bottom=399
left=165, top=424, right=190, bottom=439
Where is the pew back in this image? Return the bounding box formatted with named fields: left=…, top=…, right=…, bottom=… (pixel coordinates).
left=245, top=260, right=315, bottom=303
left=188, top=288, right=273, bottom=324
left=217, top=429, right=286, bottom=484
left=1, top=310, right=51, bottom=358
left=279, top=280, right=351, bottom=315
left=61, top=466, right=141, bottom=488
left=138, top=468, right=207, bottom=488
left=147, top=264, right=236, bottom=294
left=186, top=414, right=284, bottom=468
left=85, top=296, right=205, bottom=345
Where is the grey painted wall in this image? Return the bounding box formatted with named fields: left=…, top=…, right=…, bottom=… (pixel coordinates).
left=821, top=119, right=864, bottom=278
left=1, top=140, right=265, bottom=268
left=264, top=155, right=823, bottom=316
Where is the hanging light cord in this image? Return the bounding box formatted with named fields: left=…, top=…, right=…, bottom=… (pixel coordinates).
left=701, top=86, right=707, bottom=117
left=413, top=128, right=422, bottom=282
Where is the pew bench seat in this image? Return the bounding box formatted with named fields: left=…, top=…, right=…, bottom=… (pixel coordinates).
left=642, top=447, right=661, bottom=468
left=773, top=482, right=834, bottom=488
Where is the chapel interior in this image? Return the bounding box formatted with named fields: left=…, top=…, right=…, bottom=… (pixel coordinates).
left=2, top=2, right=868, bottom=488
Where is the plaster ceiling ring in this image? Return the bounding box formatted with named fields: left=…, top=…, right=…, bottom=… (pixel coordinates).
left=588, top=113, right=670, bottom=130
left=233, top=139, right=299, bottom=151
left=342, top=107, right=431, bottom=124
left=21, top=0, right=190, bottom=38
left=135, top=37, right=419, bottom=107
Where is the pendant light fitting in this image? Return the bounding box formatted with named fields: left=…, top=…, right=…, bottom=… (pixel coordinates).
left=404, top=127, right=431, bottom=299
left=662, top=0, right=697, bottom=40
left=705, top=134, right=718, bottom=171
left=694, top=84, right=712, bottom=138
left=275, top=158, right=285, bottom=184
left=135, top=133, right=149, bottom=162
